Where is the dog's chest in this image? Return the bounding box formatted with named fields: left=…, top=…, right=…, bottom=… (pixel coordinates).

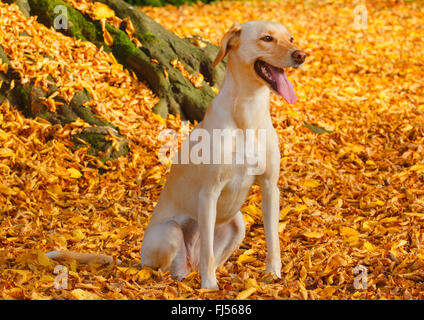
left=216, top=165, right=256, bottom=224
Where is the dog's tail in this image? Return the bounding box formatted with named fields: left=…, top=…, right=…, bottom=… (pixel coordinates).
left=46, top=250, right=121, bottom=265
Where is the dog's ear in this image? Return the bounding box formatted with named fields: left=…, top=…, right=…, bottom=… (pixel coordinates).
left=212, top=22, right=241, bottom=68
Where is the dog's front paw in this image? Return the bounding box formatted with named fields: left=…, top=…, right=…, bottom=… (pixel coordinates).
left=266, top=260, right=282, bottom=278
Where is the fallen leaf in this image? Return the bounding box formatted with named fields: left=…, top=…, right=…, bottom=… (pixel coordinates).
left=235, top=287, right=257, bottom=300
left=91, top=2, right=115, bottom=20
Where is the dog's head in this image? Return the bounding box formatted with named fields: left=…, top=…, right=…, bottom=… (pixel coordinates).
left=212, top=21, right=306, bottom=104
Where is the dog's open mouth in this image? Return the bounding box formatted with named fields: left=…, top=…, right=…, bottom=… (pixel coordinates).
left=254, top=60, right=297, bottom=104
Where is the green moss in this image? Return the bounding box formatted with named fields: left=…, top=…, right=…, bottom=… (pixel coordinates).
left=37, top=110, right=54, bottom=121
left=16, top=85, right=31, bottom=105
left=138, top=32, right=166, bottom=48
left=71, top=132, right=108, bottom=163
left=72, top=128, right=129, bottom=162
left=105, top=23, right=141, bottom=62
left=77, top=132, right=104, bottom=150
left=0, top=46, right=10, bottom=65
left=28, top=0, right=107, bottom=48
left=139, top=32, right=156, bottom=42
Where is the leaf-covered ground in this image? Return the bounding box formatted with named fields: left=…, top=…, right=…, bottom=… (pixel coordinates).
left=1, top=0, right=424, bottom=299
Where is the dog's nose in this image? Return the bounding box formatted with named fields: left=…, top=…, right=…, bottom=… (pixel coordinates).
left=292, top=50, right=307, bottom=64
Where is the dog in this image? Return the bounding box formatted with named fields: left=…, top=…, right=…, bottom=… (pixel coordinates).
left=47, top=21, right=306, bottom=290
left=140, top=21, right=306, bottom=289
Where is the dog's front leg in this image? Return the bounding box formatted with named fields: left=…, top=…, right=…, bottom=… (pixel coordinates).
left=198, top=188, right=220, bottom=289
left=261, top=180, right=282, bottom=277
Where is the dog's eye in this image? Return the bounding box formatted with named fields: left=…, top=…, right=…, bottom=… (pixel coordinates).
left=290, top=36, right=294, bottom=43
left=261, top=35, right=274, bottom=42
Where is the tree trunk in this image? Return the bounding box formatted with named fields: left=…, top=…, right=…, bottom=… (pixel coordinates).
left=24, top=0, right=226, bottom=121
left=96, top=0, right=226, bottom=121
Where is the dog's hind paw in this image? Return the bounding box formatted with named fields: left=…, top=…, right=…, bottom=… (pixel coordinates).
left=201, top=278, right=219, bottom=290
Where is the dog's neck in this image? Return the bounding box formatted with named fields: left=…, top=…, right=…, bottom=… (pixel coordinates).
left=210, top=55, right=271, bottom=130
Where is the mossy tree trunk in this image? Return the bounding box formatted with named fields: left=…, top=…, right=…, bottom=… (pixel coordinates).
left=95, top=0, right=226, bottom=121
left=0, top=45, right=128, bottom=161
left=23, top=0, right=225, bottom=121
left=3, top=0, right=226, bottom=163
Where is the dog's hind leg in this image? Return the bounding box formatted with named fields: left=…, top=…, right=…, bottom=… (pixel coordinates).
left=140, top=220, right=189, bottom=279
left=213, top=211, right=246, bottom=267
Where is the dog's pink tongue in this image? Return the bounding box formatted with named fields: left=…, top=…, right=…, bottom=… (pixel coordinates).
left=269, top=66, right=297, bottom=104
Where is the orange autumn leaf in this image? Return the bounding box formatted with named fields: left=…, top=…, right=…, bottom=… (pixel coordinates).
left=339, top=227, right=360, bottom=237
left=235, top=287, right=257, bottom=300
left=103, top=28, right=114, bottom=46
left=91, top=2, right=115, bottom=20
left=67, top=168, right=82, bottom=179
left=303, top=231, right=324, bottom=239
